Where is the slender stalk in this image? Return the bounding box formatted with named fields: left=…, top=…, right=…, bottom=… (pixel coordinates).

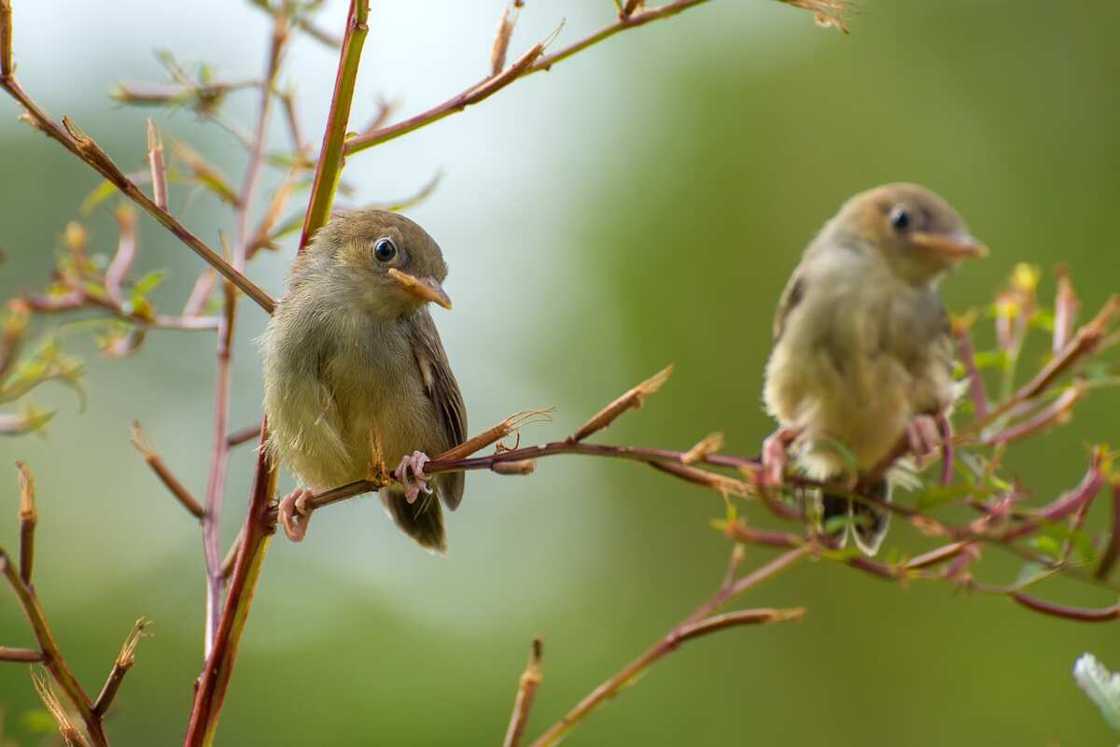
left=529, top=546, right=809, bottom=747
left=344, top=0, right=719, bottom=156
left=0, top=76, right=273, bottom=313
left=186, top=3, right=368, bottom=740
left=1, top=549, right=107, bottom=747
left=16, top=460, right=35, bottom=584
left=502, top=638, right=543, bottom=747
left=92, top=618, right=150, bottom=717
left=0, top=646, right=42, bottom=662
left=183, top=432, right=277, bottom=747
left=298, top=0, right=370, bottom=249
left=130, top=422, right=207, bottom=521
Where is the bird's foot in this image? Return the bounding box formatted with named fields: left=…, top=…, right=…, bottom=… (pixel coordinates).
left=907, top=414, right=942, bottom=466
left=393, top=451, right=433, bottom=504
left=761, top=427, right=800, bottom=487
left=278, top=487, right=313, bottom=542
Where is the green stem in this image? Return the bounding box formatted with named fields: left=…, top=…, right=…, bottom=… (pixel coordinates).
left=298, top=0, right=370, bottom=250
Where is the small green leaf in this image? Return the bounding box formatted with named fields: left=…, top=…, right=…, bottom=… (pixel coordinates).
left=132, top=270, right=168, bottom=297
left=79, top=179, right=122, bottom=215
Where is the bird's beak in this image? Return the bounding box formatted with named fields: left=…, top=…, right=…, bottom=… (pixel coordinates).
left=910, top=232, right=989, bottom=260
left=387, top=268, right=452, bottom=310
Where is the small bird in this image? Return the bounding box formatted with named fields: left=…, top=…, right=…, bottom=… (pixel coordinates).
left=761, top=183, right=986, bottom=555
left=260, top=209, right=466, bottom=552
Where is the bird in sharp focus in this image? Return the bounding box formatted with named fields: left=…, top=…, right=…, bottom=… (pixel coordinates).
left=761, top=183, right=987, bottom=555
left=260, top=209, right=466, bottom=553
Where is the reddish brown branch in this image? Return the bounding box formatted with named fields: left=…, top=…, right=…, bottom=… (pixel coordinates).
left=16, top=460, right=35, bottom=584
left=0, top=71, right=274, bottom=312
left=92, top=618, right=150, bottom=716
left=1010, top=593, right=1120, bottom=622
left=1, top=547, right=107, bottom=746
left=502, top=638, right=543, bottom=747
left=0, top=646, right=41, bottom=662
left=130, top=422, right=206, bottom=521
left=184, top=428, right=277, bottom=746
left=571, top=365, right=672, bottom=441
left=227, top=424, right=263, bottom=448
left=529, top=546, right=809, bottom=747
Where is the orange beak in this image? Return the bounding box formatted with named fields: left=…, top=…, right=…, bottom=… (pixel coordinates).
left=910, top=232, right=989, bottom=260
left=387, top=268, right=452, bottom=310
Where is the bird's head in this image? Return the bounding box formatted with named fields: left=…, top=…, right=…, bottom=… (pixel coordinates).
left=829, top=183, right=988, bottom=285
left=303, top=209, right=451, bottom=318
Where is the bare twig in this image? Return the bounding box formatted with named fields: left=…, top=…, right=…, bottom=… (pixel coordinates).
left=226, top=424, right=263, bottom=448
left=502, top=638, right=543, bottom=747
left=183, top=428, right=277, bottom=747
left=16, top=460, right=35, bottom=584
left=0, top=6, right=274, bottom=314
left=1, top=548, right=106, bottom=746
left=146, top=119, right=168, bottom=210
left=571, top=364, right=672, bottom=441
left=298, top=0, right=370, bottom=249
left=0, top=646, right=42, bottom=662
left=529, top=546, right=809, bottom=747
left=130, top=421, right=206, bottom=521
left=491, top=5, right=518, bottom=76
left=92, top=618, right=151, bottom=716
left=31, top=669, right=88, bottom=747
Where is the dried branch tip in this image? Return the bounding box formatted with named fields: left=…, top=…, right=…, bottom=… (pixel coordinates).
left=781, top=0, right=849, bottom=33
left=436, top=407, right=553, bottom=462
left=146, top=119, right=168, bottom=210
left=490, top=5, right=518, bottom=76
left=31, top=669, right=86, bottom=747
left=16, top=460, right=35, bottom=522
left=683, top=432, right=724, bottom=464
left=571, top=364, right=673, bottom=442
left=129, top=420, right=154, bottom=459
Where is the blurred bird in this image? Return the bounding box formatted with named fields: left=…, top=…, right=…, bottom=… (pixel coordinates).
left=761, top=183, right=986, bottom=554
left=260, top=209, right=465, bottom=553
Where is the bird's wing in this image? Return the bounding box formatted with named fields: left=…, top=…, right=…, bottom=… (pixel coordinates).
left=408, top=310, right=467, bottom=509
left=772, top=268, right=807, bottom=342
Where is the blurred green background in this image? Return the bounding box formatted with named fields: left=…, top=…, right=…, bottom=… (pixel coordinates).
left=2, top=0, right=1119, bottom=744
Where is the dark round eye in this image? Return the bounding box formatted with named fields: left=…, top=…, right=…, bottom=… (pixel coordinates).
left=889, top=206, right=911, bottom=231
left=373, top=237, right=397, bottom=262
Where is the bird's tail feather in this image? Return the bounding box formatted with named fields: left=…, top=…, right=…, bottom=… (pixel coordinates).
left=816, top=478, right=891, bottom=556
left=851, top=478, right=891, bottom=556
left=381, top=487, right=446, bottom=555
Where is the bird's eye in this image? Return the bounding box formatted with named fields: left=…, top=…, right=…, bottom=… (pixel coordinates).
left=889, top=206, right=911, bottom=231
left=373, top=237, right=397, bottom=262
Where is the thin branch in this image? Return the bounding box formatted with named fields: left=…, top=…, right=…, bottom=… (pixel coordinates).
left=130, top=421, right=206, bottom=521
left=0, top=646, right=42, bottom=662
left=344, top=27, right=553, bottom=156
left=0, top=37, right=274, bottom=313
left=963, top=295, right=1119, bottom=438
left=92, top=618, right=150, bottom=716
left=298, top=0, right=370, bottom=249
left=183, top=429, right=277, bottom=747
left=571, top=364, right=672, bottom=441
left=502, top=638, right=543, bottom=747
left=529, top=546, right=809, bottom=747
left=146, top=119, right=168, bottom=210
left=0, top=548, right=107, bottom=747
left=1010, top=593, right=1120, bottom=623
left=226, top=424, right=263, bottom=448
